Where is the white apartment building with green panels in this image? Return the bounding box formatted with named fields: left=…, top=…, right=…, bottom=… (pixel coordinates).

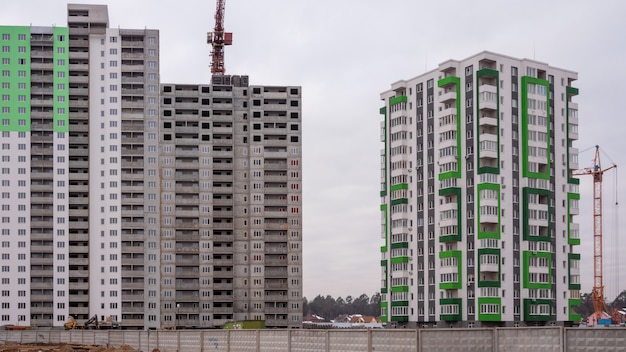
left=379, top=51, right=581, bottom=327
left=1, top=25, right=71, bottom=326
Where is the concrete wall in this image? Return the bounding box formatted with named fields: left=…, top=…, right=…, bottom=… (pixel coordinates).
left=1, top=327, right=625, bottom=351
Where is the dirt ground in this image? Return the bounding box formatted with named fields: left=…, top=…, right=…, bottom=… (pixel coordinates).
left=0, top=343, right=156, bottom=352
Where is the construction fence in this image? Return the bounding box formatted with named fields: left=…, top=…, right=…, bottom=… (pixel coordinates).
left=1, top=326, right=625, bottom=351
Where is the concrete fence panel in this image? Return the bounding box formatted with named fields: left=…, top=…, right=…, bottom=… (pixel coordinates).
left=178, top=330, right=203, bottom=352
left=4, top=327, right=626, bottom=351
left=138, top=330, right=161, bottom=352
left=496, top=327, right=561, bottom=352
left=124, top=330, right=142, bottom=349
left=157, top=330, right=180, bottom=352
left=420, top=328, right=493, bottom=352
left=566, top=327, right=626, bottom=352
left=260, top=329, right=289, bottom=352
left=109, top=330, right=125, bottom=347
left=93, top=330, right=110, bottom=347
left=290, top=329, right=328, bottom=352
left=3, top=331, right=22, bottom=343
left=49, top=330, right=63, bottom=344
left=56, top=330, right=71, bottom=344
left=203, top=330, right=230, bottom=351
left=229, top=329, right=258, bottom=352
left=69, top=330, right=94, bottom=344
left=18, top=330, right=37, bottom=343
left=371, top=329, right=418, bottom=352
left=328, top=330, right=368, bottom=352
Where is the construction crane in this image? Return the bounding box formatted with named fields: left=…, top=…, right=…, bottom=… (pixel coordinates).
left=573, top=145, right=617, bottom=325
left=207, top=0, right=233, bottom=75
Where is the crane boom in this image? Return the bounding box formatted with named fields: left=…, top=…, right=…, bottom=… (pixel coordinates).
left=573, top=145, right=617, bottom=324
left=207, top=0, right=232, bottom=75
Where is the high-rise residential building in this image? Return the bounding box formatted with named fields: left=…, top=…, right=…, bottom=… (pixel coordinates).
left=158, top=80, right=302, bottom=329
left=379, top=51, right=580, bottom=327
left=0, top=4, right=302, bottom=329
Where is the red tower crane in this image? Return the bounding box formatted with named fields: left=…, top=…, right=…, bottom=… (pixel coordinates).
left=207, top=0, right=232, bottom=75
left=573, top=145, right=617, bottom=325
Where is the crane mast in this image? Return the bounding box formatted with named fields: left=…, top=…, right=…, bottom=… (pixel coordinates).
left=207, top=0, right=232, bottom=75
left=573, top=145, right=617, bottom=324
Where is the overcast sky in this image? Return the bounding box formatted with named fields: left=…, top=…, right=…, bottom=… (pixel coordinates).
left=2, top=0, right=626, bottom=301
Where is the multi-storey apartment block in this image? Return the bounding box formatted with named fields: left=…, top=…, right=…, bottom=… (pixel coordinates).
left=0, top=4, right=302, bottom=329
left=379, top=51, right=580, bottom=327
left=158, top=79, right=302, bottom=329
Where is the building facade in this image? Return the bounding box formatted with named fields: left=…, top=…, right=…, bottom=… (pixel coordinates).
left=379, top=51, right=580, bottom=327
left=0, top=4, right=302, bottom=329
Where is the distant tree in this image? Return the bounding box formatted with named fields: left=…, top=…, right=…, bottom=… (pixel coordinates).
left=336, top=296, right=346, bottom=315
left=304, top=292, right=384, bottom=320
left=609, top=290, right=626, bottom=309
left=367, top=292, right=382, bottom=316
left=303, top=297, right=310, bottom=316
left=345, top=295, right=353, bottom=306
left=353, top=294, right=369, bottom=315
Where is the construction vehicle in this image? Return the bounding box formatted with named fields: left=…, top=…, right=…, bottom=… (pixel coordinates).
left=64, top=316, right=78, bottom=330
left=83, top=315, right=120, bottom=329
left=100, top=315, right=121, bottom=329
left=84, top=315, right=99, bottom=329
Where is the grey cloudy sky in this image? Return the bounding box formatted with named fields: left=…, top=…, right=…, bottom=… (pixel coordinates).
left=2, top=0, right=626, bottom=300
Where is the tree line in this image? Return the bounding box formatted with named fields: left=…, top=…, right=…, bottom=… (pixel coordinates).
left=303, top=293, right=381, bottom=321
left=303, top=290, right=626, bottom=322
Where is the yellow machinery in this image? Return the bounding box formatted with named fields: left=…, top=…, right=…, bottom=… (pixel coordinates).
left=64, top=316, right=77, bottom=330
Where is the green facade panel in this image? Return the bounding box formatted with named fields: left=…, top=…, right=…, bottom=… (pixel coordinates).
left=521, top=76, right=551, bottom=180
left=568, top=298, right=582, bottom=322
left=568, top=253, right=581, bottom=290
left=522, top=250, right=552, bottom=289
left=477, top=297, right=502, bottom=321
left=389, top=95, right=407, bottom=106
left=475, top=68, right=500, bottom=175
left=522, top=188, right=551, bottom=242
left=53, top=27, right=69, bottom=133
left=390, top=198, right=408, bottom=206
left=523, top=298, right=554, bottom=322
left=0, top=26, right=31, bottom=132
left=380, top=301, right=388, bottom=323
left=477, top=248, right=500, bottom=288
left=437, top=76, right=462, bottom=180
left=566, top=86, right=579, bottom=184
left=477, top=183, right=501, bottom=239
left=439, top=298, right=462, bottom=321
left=438, top=187, right=462, bottom=242
left=567, top=192, right=580, bottom=245
left=390, top=257, right=409, bottom=264
left=438, top=250, right=462, bottom=289
left=380, top=204, right=388, bottom=252
left=390, top=183, right=408, bottom=192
